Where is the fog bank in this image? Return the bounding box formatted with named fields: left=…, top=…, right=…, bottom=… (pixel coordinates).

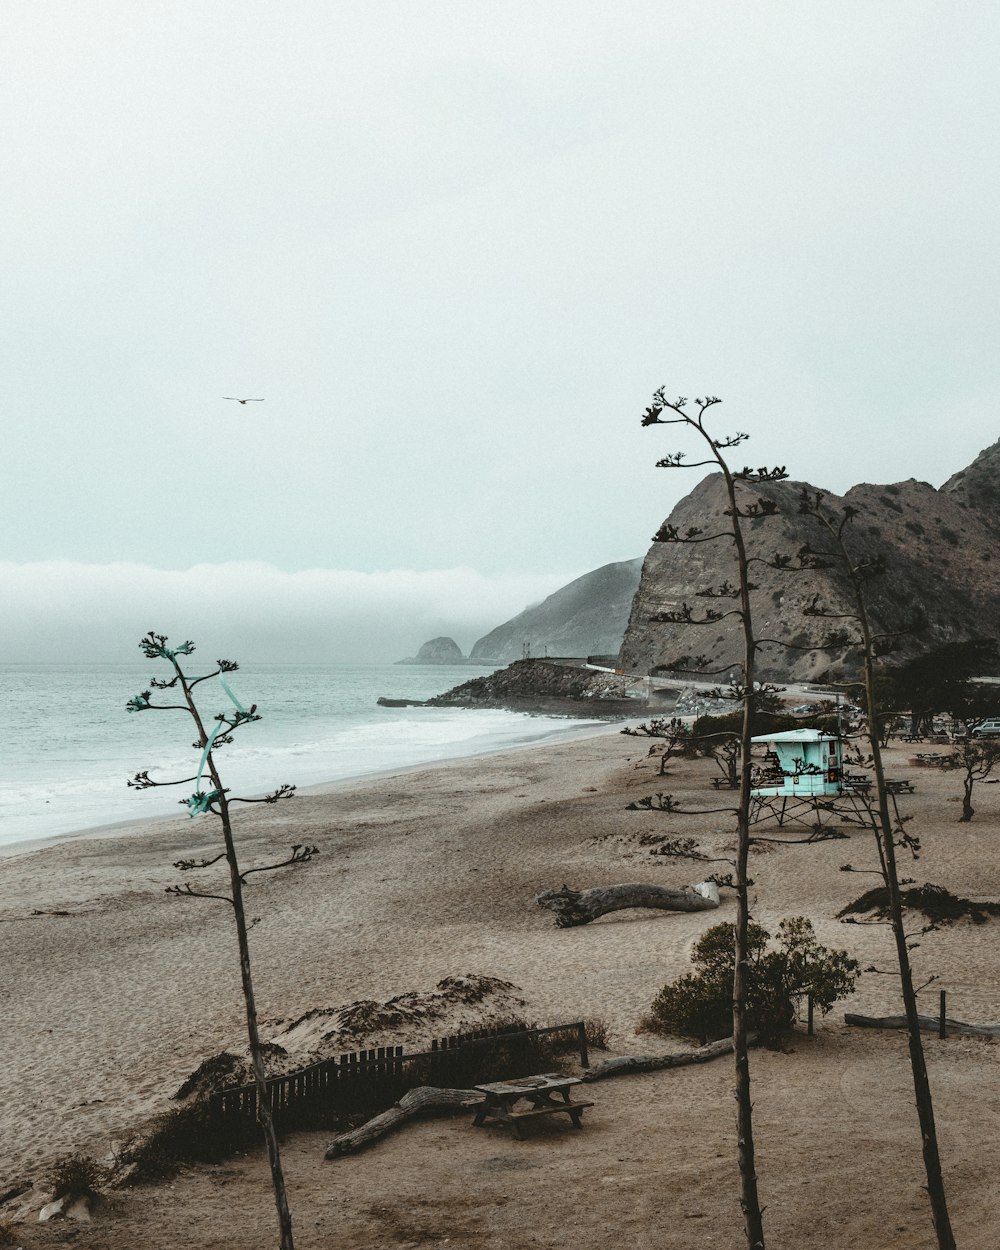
left=0, top=561, right=577, bottom=664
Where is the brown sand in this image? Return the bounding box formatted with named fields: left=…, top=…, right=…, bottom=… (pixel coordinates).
left=4, top=729, right=1000, bottom=1248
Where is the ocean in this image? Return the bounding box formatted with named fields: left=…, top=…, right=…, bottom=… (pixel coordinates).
left=0, top=661, right=609, bottom=850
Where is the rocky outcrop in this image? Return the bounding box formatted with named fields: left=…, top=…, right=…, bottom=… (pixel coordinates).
left=428, top=659, right=639, bottom=716
left=619, top=456, right=1000, bottom=683
left=941, top=436, right=1000, bottom=537
left=397, top=636, right=465, bottom=665
left=470, top=558, right=642, bottom=663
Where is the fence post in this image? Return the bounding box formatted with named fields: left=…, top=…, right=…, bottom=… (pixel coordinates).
left=807, top=994, right=814, bottom=1037
left=577, top=1021, right=590, bottom=1068
left=939, top=989, right=947, bottom=1040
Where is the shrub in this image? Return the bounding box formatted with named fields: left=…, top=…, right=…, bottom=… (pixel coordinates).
left=113, top=1103, right=247, bottom=1183
left=49, top=1154, right=106, bottom=1200
left=641, top=918, right=859, bottom=1047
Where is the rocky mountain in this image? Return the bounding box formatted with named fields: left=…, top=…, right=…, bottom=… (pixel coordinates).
left=469, top=558, right=643, bottom=663
left=619, top=444, right=1000, bottom=683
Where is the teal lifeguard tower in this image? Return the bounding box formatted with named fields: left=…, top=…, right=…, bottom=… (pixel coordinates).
left=751, top=729, right=842, bottom=796
left=749, top=728, right=846, bottom=828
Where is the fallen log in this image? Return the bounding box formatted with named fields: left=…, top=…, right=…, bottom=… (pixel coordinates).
left=582, top=1034, right=738, bottom=1081
left=535, top=880, right=720, bottom=927
left=845, top=1012, right=1000, bottom=1038
left=324, top=1085, right=484, bottom=1158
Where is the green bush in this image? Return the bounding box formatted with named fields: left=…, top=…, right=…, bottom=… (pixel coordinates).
left=691, top=711, right=802, bottom=739
left=641, top=918, right=859, bottom=1047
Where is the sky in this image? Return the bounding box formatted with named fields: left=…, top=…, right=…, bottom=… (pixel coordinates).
left=5, top=1, right=1000, bottom=661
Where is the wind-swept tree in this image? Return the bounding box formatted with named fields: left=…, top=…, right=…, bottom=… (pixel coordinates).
left=640, top=392, right=792, bottom=1250
left=932, top=737, right=1000, bottom=822
left=126, top=632, right=316, bottom=1250
left=881, top=639, right=999, bottom=738
left=798, top=493, right=957, bottom=1250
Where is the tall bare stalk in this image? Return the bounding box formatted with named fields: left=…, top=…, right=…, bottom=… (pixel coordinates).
left=127, top=632, right=316, bottom=1250
left=800, top=495, right=957, bottom=1250
left=641, top=393, right=787, bottom=1249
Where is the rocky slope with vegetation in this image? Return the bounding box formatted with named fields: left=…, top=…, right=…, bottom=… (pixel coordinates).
left=470, top=558, right=642, bottom=663
left=619, top=436, right=1000, bottom=683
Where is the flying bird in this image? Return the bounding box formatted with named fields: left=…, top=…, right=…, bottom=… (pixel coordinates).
left=223, top=397, right=264, bottom=404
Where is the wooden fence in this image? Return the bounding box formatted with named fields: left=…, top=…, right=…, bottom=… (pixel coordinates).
left=210, top=1020, right=590, bottom=1148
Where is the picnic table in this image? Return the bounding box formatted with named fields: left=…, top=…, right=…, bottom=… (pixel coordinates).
left=886, top=778, right=915, bottom=794
left=472, top=1073, right=593, bottom=1138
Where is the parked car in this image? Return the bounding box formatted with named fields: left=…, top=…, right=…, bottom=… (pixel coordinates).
left=972, top=718, right=1000, bottom=738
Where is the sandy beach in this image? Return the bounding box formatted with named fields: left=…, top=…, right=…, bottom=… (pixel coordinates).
left=4, top=726, right=1000, bottom=1248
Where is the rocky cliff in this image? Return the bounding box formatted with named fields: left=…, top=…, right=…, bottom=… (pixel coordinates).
left=470, top=558, right=643, bottom=663
left=619, top=449, right=1000, bottom=683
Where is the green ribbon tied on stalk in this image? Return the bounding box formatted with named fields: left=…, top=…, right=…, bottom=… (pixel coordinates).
left=184, top=674, right=251, bottom=817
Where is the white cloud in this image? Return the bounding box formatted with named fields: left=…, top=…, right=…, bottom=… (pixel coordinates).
left=0, top=561, right=576, bottom=663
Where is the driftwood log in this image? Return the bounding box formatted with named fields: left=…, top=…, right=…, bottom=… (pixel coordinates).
left=582, top=1034, right=738, bottom=1081
left=845, top=1012, right=1000, bottom=1038
left=535, top=880, right=720, bottom=927
left=324, top=1085, right=483, bottom=1158
left=325, top=1036, right=741, bottom=1157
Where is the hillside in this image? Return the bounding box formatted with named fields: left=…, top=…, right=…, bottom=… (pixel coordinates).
left=469, top=558, right=642, bottom=663
left=619, top=451, right=1000, bottom=682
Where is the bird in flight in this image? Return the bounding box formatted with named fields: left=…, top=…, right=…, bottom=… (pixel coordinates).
left=223, top=396, right=264, bottom=404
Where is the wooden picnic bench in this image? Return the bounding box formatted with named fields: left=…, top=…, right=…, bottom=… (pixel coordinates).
left=886, top=779, right=915, bottom=794
left=472, top=1073, right=593, bottom=1138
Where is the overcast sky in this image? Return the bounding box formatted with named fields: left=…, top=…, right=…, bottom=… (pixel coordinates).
left=5, top=2, right=1000, bottom=661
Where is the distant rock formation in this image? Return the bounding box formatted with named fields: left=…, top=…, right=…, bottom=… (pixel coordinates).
left=427, top=659, right=639, bottom=716
left=619, top=439, right=1000, bottom=682
left=470, top=558, right=643, bottom=663
left=396, top=636, right=465, bottom=665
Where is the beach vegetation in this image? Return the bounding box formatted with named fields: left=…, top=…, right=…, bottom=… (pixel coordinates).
left=126, top=632, right=314, bottom=1250
left=641, top=918, right=858, bottom=1047
left=926, top=738, right=1000, bottom=822
left=582, top=1017, right=610, bottom=1050
left=839, top=881, right=1000, bottom=927
left=48, top=1152, right=106, bottom=1200
left=111, top=1102, right=257, bottom=1183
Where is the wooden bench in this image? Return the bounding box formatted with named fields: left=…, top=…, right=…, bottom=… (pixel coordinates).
left=472, top=1074, right=593, bottom=1139
left=710, top=776, right=738, bottom=790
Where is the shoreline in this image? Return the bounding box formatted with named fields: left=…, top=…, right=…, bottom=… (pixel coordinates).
left=0, top=714, right=631, bottom=861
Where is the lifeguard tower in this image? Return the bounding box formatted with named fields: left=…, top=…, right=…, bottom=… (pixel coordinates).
left=749, top=728, right=848, bottom=829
